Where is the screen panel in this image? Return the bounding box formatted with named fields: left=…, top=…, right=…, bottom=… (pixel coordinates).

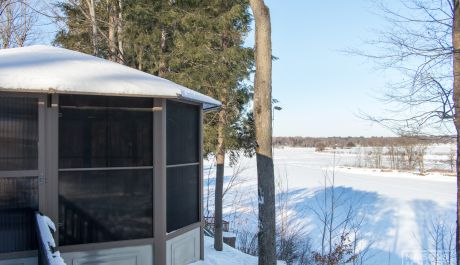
left=58, top=169, right=153, bottom=245
left=0, top=176, right=38, bottom=253
left=0, top=96, right=38, bottom=171
left=166, top=165, right=199, bottom=233
left=59, top=95, right=153, bottom=168
left=166, top=100, right=199, bottom=165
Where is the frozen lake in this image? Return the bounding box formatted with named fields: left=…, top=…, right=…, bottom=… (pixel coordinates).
left=204, top=146, right=457, bottom=264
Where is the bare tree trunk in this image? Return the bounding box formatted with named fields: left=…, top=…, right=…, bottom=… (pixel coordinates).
left=108, top=0, right=117, bottom=62
left=85, top=0, right=98, bottom=56
left=248, top=0, right=276, bottom=264
left=15, top=1, right=28, bottom=47
left=117, top=0, right=124, bottom=64
left=214, top=30, right=231, bottom=251
left=453, top=1, right=460, bottom=264
left=137, top=46, right=143, bottom=71
left=1, top=2, right=13, bottom=48
left=158, top=28, right=168, bottom=77
left=214, top=109, right=225, bottom=251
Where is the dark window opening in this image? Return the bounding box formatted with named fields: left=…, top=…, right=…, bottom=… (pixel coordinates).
left=58, top=95, right=154, bottom=246
left=0, top=177, right=38, bottom=253
left=166, top=165, right=199, bottom=233
left=166, top=100, right=199, bottom=165
left=0, top=96, right=38, bottom=171
left=59, top=170, right=153, bottom=245
left=166, top=100, right=200, bottom=233
left=59, top=95, right=153, bottom=168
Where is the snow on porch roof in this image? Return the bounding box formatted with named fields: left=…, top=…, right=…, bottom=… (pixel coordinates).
left=0, top=45, right=221, bottom=110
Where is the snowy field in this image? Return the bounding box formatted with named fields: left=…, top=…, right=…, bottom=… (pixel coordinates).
left=203, top=145, right=456, bottom=265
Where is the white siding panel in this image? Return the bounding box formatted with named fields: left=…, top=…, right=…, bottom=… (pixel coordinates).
left=166, top=228, right=200, bottom=265
left=61, top=244, right=152, bottom=265
left=0, top=257, right=37, bottom=265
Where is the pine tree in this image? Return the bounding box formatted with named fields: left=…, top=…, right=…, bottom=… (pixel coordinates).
left=156, top=0, right=254, bottom=250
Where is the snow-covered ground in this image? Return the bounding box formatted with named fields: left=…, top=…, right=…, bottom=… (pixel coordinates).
left=203, top=145, right=456, bottom=265
left=191, top=236, right=285, bottom=265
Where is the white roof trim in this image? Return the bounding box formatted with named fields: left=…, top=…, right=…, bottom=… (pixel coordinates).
left=0, top=45, right=221, bottom=110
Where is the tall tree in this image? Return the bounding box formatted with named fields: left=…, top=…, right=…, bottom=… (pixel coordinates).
left=159, top=1, right=254, bottom=251
left=248, top=0, right=276, bottom=264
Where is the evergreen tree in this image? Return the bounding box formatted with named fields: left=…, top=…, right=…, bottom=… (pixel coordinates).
left=160, top=0, right=254, bottom=250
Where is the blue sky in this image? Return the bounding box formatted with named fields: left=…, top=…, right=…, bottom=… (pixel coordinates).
left=260, top=0, right=398, bottom=137
left=35, top=0, right=407, bottom=137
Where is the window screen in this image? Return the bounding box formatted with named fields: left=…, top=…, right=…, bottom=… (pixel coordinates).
left=166, top=100, right=199, bottom=165
left=166, top=100, right=200, bottom=233
left=59, top=95, right=153, bottom=168
left=0, top=96, right=38, bottom=171
left=58, top=95, right=154, bottom=246
left=0, top=177, right=38, bottom=253
left=59, top=170, right=153, bottom=245
left=166, top=165, right=199, bottom=233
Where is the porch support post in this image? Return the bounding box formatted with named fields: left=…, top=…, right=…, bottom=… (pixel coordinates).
left=153, top=99, right=167, bottom=265
left=199, top=106, right=204, bottom=260
left=46, top=94, right=60, bottom=243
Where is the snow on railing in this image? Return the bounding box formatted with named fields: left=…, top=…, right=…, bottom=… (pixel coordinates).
left=35, top=212, right=66, bottom=265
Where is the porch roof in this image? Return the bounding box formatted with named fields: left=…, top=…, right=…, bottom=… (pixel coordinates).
left=0, top=45, right=221, bottom=110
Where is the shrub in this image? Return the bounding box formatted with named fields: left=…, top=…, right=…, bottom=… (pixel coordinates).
left=315, top=143, right=326, bottom=152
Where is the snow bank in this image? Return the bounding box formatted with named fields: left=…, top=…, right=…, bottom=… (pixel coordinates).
left=0, top=45, right=220, bottom=110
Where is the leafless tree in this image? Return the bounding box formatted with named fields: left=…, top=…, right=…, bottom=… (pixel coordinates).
left=415, top=144, right=428, bottom=174
left=223, top=161, right=250, bottom=198
left=275, top=172, right=314, bottom=265
left=84, top=0, right=98, bottom=55
left=204, top=157, right=251, bottom=237
left=204, top=157, right=216, bottom=219
left=351, top=0, right=454, bottom=135
left=371, top=147, right=384, bottom=169
left=449, top=146, right=456, bottom=172
left=351, top=2, right=460, bottom=256
left=311, top=153, right=372, bottom=265
left=0, top=0, right=39, bottom=48
left=417, top=218, right=456, bottom=265
left=64, top=0, right=124, bottom=61
left=235, top=171, right=314, bottom=265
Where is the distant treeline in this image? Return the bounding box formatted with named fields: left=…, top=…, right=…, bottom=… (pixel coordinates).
left=273, top=136, right=455, bottom=148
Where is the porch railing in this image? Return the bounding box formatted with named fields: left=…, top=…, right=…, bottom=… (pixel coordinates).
left=58, top=195, right=115, bottom=245
left=204, top=216, right=230, bottom=232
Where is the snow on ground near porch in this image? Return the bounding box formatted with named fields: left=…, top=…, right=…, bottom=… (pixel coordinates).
left=191, top=236, right=285, bottom=265
left=203, top=145, right=457, bottom=265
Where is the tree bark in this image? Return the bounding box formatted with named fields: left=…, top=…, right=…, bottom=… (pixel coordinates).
left=1, top=3, right=13, bottom=48
left=108, top=0, right=117, bottom=62
left=248, top=0, right=276, bottom=264
left=214, top=30, right=230, bottom=252
left=158, top=28, right=168, bottom=77
left=453, top=1, right=460, bottom=264
left=117, top=0, right=124, bottom=63
left=85, top=0, right=98, bottom=56
left=214, top=108, right=226, bottom=251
